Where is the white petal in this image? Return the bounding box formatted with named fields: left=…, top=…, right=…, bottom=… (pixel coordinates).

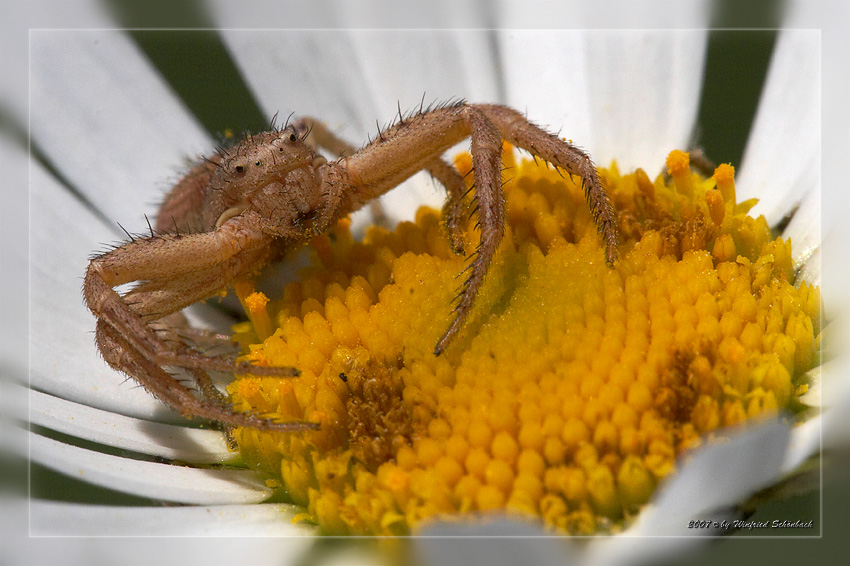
left=586, top=509, right=738, bottom=566
left=796, top=330, right=850, bottom=410
left=823, top=397, right=850, bottom=453
left=783, top=401, right=850, bottom=478
left=30, top=29, right=212, bottom=224
left=0, top=0, right=113, bottom=126
left=736, top=29, right=820, bottom=226
left=333, top=0, right=494, bottom=29
left=4, top=500, right=314, bottom=566
left=344, top=29, right=502, bottom=227
left=788, top=354, right=850, bottom=472
left=219, top=30, right=379, bottom=136
left=498, top=30, right=595, bottom=156
left=344, top=30, right=499, bottom=119
left=797, top=365, right=824, bottom=408
left=591, top=421, right=793, bottom=564
left=1, top=136, right=30, bottom=383
left=809, top=226, right=850, bottom=321
left=780, top=414, right=821, bottom=475
left=220, top=28, right=502, bottom=138
left=794, top=239, right=821, bottom=292
left=29, top=155, right=185, bottom=422
left=30, top=500, right=314, bottom=536
left=495, top=0, right=710, bottom=29
left=416, top=519, right=575, bottom=566
left=208, top=0, right=334, bottom=28
left=16, top=385, right=232, bottom=464
left=627, top=419, right=791, bottom=536
left=497, top=30, right=707, bottom=173
left=22, top=429, right=271, bottom=505
left=822, top=318, right=850, bottom=359
left=782, top=184, right=821, bottom=269
left=584, top=30, right=708, bottom=172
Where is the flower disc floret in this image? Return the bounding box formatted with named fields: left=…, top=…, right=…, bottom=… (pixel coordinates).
left=228, top=145, right=820, bottom=535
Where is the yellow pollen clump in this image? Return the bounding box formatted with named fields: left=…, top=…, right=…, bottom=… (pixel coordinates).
left=665, top=149, right=694, bottom=198
left=713, top=163, right=737, bottom=205
left=227, top=145, right=821, bottom=535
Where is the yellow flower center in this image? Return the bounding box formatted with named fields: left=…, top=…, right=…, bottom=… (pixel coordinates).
left=227, top=146, right=820, bottom=535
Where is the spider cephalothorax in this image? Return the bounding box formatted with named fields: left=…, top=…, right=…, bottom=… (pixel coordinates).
left=84, top=102, right=618, bottom=431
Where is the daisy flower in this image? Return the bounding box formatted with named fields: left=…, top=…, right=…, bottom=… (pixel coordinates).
left=3, top=1, right=848, bottom=565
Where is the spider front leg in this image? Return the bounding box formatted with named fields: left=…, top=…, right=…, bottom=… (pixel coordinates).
left=95, top=319, right=310, bottom=432
left=425, top=157, right=469, bottom=255
left=84, top=215, right=316, bottom=431
left=478, top=104, right=619, bottom=265
left=319, top=103, right=506, bottom=355
left=297, top=116, right=466, bottom=244
left=321, top=103, right=618, bottom=356
left=148, top=312, right=240, bottom=412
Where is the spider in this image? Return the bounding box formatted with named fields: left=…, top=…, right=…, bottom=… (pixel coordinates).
left=83, top=102, right=618, bottom=432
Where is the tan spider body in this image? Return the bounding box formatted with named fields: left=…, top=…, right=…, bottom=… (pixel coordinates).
left=84, top=102, right=618, bottom=431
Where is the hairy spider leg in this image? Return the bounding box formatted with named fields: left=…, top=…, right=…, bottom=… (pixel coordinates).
left=297, top=116, right=468, bottom=251
left=313, top=103, right=617, bottom=355
left=84, top=211, right=315, bottom=431
left=311, top=104, right=505, bottom=355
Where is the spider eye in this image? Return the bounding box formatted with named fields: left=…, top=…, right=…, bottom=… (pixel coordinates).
left=235, top=164, right=245, bottom=173
left=255, top=161, right=262, bottom=166
left=289, top=133, right=297, bottom=142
